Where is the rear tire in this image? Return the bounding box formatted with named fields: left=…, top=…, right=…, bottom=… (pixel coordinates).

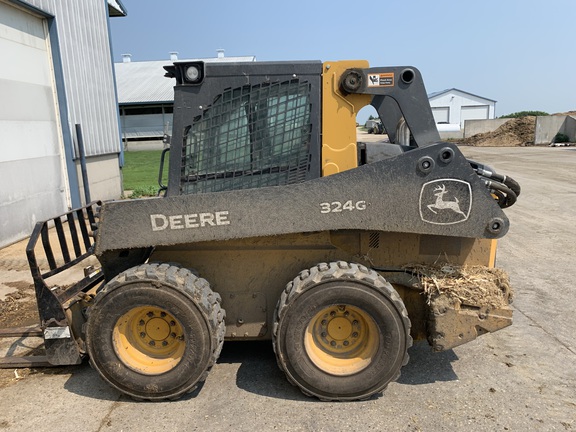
left=86, top=263, right=225, bottom=401
left=273, top=261, right=411, bottom=401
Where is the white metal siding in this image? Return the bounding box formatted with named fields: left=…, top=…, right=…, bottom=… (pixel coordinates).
left=429, top=89, right=496, bottom=130
left=460, top=105, right=489, bottom=128
left=432, top=107, right=449, bottom=123
left=0, top=2, right=67, bottom=246
left=24, top=0, right=122, bottom=157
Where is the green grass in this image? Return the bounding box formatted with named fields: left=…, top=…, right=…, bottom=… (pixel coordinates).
left=122, top=150, right=168, bottom=195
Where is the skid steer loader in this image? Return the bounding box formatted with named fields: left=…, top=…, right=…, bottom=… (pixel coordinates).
left=0, top=60, right=520, bottom=401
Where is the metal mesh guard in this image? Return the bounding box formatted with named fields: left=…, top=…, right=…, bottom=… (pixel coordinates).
left=182, top=79, right=312, bottom=194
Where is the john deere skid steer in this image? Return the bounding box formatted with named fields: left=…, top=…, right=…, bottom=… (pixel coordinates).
left=0, top=60, right=520, bottom=401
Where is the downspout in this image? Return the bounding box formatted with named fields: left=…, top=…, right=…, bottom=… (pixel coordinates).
left=104, top=0, right=126, bottom=171
left=46, top=16, right=81, bottom=210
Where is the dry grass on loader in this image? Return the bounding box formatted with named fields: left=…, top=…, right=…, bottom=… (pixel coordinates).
left=407, top=264, right=513, bottom=309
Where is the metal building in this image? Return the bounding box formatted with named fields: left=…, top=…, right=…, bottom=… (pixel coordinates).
left=428, top=88, right=497, bottom=129
left=0, top=0, right=126, bottom=248
left=115, top=51, right=256, bottom=150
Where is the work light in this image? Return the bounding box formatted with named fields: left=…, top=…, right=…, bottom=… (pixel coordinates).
left=181, top=62, right=204, bottom=85
left=185, top=65, right=200, bottom=82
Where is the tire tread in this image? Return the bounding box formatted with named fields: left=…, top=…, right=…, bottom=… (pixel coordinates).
left=87, top=263, right=225, bottom=401
left=273, top=261, right=412, bottom=401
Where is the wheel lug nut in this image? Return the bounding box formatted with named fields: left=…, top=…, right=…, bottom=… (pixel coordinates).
left=321, top=332, right=327, bottom=338
left=344, top=311, right=349, bottom=317
left=170, top=320, right=176, bottom=326
left=338, top=305, right=345, bottom=312
left=352, top=332, right=359, bottom=338
left=330, top=341, right=336, bottom=347
left=147, top=311, right=154, bottom=318
left=170, top=332, right=176, bottom=338
left=343, top=340, right=349, bottom=346
left=162, top=341, right=168, bottom=347
left=140, top=332, right=146, bottom=338
left=321, top=320, right=327, bottom=326
left=352, top=320, right=358, bottom=326
left=330, top=311, right=336, bottom=317
left=160, top=312, right=167, bottom=318
left=149, top=340, right=156, bottom=346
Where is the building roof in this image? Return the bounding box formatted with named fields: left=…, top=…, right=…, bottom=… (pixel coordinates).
left=107, top=0, right=127, bottom=17
left=428, top=88, right=497, bottom=103
left=114, top=55, right=256, bottom=105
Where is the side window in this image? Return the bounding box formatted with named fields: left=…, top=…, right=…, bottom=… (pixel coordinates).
left=183, top=95, right=250, bottom=175
left=182, top=80, right=312, bottom=194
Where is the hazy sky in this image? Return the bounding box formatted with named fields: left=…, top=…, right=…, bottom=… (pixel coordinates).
left=110, top=0, right=575, bottom=118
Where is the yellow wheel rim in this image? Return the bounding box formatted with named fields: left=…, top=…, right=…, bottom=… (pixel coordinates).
left=113, top=306, right=185, bottom=375
left=304, top=304, right=379, bottom=376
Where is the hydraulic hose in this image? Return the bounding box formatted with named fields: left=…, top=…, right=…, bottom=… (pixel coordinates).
left=468, top=159, right=521, bottom=208
left=483, top=179, right=517, bottom=208
left=477, top=168, right=521, bottom=198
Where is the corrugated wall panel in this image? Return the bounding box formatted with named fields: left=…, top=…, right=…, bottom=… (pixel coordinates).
left=26, top=0, right=121, bottom=156
left=0, top=1, right=68, bottom=247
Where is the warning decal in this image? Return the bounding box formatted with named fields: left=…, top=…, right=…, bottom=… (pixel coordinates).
left=367, top=73, right=395, bottom=87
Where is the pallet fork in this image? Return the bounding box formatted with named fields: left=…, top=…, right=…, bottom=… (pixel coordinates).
left=0, top=202, right=103, bottom=368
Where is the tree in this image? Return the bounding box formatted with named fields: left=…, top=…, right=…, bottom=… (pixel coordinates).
left=499, top=111, right=549, bottom=118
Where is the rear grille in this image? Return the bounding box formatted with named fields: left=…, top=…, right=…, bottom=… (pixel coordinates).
left=181, top=79, right=313, bottom=194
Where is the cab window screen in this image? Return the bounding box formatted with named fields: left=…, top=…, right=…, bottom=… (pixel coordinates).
left=182, top=79, right=312, bottom=194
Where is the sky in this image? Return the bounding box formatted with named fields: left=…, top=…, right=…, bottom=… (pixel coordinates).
left=109, top=0, right=575, bottom=119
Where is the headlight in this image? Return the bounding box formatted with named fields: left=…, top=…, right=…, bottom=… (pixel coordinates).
left=185, top=65, right=200, bottom=82
left=177, top=62, right=204, bottom=85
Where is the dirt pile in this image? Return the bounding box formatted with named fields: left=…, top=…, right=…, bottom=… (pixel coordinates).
left=463, top=116, right=536, bottom=147
left=0, top=285, right=38, bottom=329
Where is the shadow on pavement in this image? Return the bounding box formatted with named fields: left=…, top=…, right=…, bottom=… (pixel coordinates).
left=63, top=361, right=205, bottom=402
left=220, top=340, right=308, bottom=402
left=63, top=362, right=123, bottom=401
left=222, top=340, right=459, bottom=401
left=61, top=340, right=458, bottom=402
left=396, top=341, right=459, bottom=385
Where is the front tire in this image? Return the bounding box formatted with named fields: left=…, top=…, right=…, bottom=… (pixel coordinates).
left=273, top=261, right=411, bottom=401
left=86, top=263, right=225, bottom=401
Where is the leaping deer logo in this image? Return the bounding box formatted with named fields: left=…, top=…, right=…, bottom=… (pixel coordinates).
left=427, top=184, right=467, bottom=218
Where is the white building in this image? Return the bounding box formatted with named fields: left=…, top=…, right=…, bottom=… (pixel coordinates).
left=0, top=0, right=126, bottom=247
left=428, top=88, right=496, bottom=129
left=115, top=51, right=256, bottom=148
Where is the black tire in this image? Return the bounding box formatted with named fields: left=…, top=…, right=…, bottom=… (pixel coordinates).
left=86, top=263, right=225, bottom=401
left=273, top=261, right=411, bottom=401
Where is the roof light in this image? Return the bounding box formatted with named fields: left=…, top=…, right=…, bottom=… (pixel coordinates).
left=177, top=62, right=204, bottom=85
left=185, top=65, right=200, bottom=82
